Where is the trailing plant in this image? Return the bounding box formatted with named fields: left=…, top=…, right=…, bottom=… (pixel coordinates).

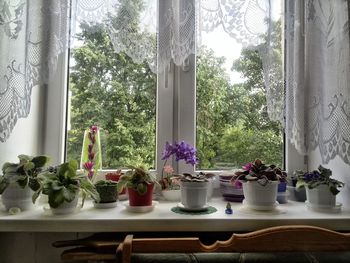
left=33, top=160, right=99, bottom=208
left=0, top=154, right=50, bottom=194
left=117, top=166, right=158, bottom=195
left=295, top=165, right=344, bottom=195
left=233, top=159, right=286, bottom=186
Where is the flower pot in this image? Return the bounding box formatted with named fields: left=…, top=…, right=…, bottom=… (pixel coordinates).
left=180, top=181, right=209, bottom=209
left=277, top=182, right=288, bottom=204
left=306, top=185, right=336, bottom=207
left=95, top=184, right=118, bottom=203
left=287, top=185, right=306, bottom=202
left=127, top=184, right=154, bottom=206
left=50, top=194, right=79, bottom=215
left=242, top=181, right=278, bottom=210
left=162, top=189, right=181, bottom=201
left=219, top=176, right=244, bottom=202
left=1, top=183, right=33, bottom=211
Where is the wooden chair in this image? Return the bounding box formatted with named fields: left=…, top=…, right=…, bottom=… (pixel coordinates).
left=116, top=225, right=350, bottom=263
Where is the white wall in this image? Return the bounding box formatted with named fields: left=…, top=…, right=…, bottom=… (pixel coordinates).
left=308, top=149, right=350, bottom=208
left=0, top=86, right=44, bottom=167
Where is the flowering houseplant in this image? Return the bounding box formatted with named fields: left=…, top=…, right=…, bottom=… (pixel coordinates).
left=159, top=141, right=198, bottom=190
left=81, top=125, right=102, bottom=180
left=233, top=159, right=286, bottom=186
left=295, top=165, right=344, bottom=195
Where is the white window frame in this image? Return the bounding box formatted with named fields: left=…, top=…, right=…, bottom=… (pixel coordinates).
left=43, top=0, right=303, bottom=177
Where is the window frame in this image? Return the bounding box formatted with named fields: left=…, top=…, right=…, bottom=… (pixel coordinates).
left=45, top=0, right=302, bottom=177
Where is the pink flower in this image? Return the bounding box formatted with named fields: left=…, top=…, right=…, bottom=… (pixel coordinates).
left=83, top=162, right=93, bottom=170
left=242, top=162, right=253, bottom=172
left=163, top=165, right=174, bottom=174
left=88, top=152, right=95, bottom=161
left=91, top=125, right=98, bottom=134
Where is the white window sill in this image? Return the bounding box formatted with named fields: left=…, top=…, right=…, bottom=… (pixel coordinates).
left=0, top=197, right=349, bottom=232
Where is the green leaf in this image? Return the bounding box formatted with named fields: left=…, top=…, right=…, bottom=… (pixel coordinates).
left=18, top=154, right=31, bottom=164
left=137, top=183, right=147, bottom=195
left=23, top=162, right=35, bottom=172
left=329, top=185, right=340, bottom=196
left=68, top=160, right=78, bottom=171
left=296, top=181, right=306, bottom=190
left=17, top=175, right=28, bottom=188
left=62, top=187, right=78, bottom=202
left=32, top=189, right=42, bottom=204
left=31, top=156, right=50, bottom=168
left=0, top=177, right=9, bottom=194
left=48, top=189, right=65, bottom=208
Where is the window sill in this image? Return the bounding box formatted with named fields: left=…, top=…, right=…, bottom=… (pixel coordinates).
left=0, top=198, right=349, bottom=232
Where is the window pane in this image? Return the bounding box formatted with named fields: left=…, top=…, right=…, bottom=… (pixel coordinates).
left=66, top=21, right=156, bottom=169
left=196, top=20, right=283, bottom=170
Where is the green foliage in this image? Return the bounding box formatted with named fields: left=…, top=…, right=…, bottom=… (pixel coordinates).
left=0, top=155, right=50, bottom=193
left=34, top=160, right=100, bottom=208
left=94, top=180, right=118, bottom=203
left=117, top=166, right=157, bottom=195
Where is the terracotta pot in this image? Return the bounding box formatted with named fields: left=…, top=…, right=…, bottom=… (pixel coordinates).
left=127, top=184, right=154, bottom=206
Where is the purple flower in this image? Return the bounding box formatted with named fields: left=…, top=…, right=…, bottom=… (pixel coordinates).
left=161, top=141, right=198, bottom=166
left=303, top=171, right=320, bottom=182
left=83, top=161, right=93, bottom=170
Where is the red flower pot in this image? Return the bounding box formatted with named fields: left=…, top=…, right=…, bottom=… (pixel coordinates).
left=127, top=184, right=154, bottom=206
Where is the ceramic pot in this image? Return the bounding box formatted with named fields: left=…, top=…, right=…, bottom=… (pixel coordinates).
left=242, top=181, right=278, bottom=210
left=277, top=182, right=288, bottom=204
left=162, top=189, right=181, bottom=201
left=306, top=185, right=336, bottom=207
left=50, top=194, right=79, bottom=215
left=2, top=183, right=33, bottom=211
left=127, top=184, right=154, bottom=206
left=180, top=181, right=209, bottom=209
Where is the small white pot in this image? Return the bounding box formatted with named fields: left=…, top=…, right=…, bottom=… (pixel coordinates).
left=1, top=183, right=33, bottom=211
left=306, top=185, right=336, bottom=207
left=242, top=181, right=278, bottom=210
left=162, top=189, right=181, bottom=201
left=50, top=194, right=79, bottom=215
left=180, top=181, right=209, bottom=209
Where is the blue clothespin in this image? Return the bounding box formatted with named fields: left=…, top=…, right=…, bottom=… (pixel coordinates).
left=225, top=202, right=233, bottom=214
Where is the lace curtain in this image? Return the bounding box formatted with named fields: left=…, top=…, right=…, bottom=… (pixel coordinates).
left=0, top=0, right=69, bottom=142
left=285, top=0, right=350, bottom=164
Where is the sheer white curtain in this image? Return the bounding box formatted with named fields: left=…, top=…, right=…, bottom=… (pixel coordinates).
left=0, top=0, right=69, bottom=142
left=285, top=0, right=350, bottom=164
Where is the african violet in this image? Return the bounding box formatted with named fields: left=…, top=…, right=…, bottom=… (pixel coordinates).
left=0, top=154, right=50, bottom=194
left=295, top=165, right=344, bottom=195
left=233, top=159, right=286, bottom=186
left=33, top=160, right=99, bottom=208
left=178, top=172, right=215, bottom=182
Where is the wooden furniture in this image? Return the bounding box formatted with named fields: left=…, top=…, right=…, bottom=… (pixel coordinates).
left=116, top=225, right=350, bottom=263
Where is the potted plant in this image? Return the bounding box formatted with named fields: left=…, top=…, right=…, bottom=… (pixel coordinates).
left=178, top=172, right=215, bottom=210
left=287, top=172, right=306, bottom=202
left=105, top=170, right=127, bottom=200
left=160, top=141, right=199, bottom=201
left=233, top=159, right=286, bottom=210
left=159, top=165, right=181, bottom=201
left=33, top=160, right=99, bottom=214
left=117, top=166, right=158, bottom=207
left=0, top=154, right=50, bottom=211
left=295, top=165, right=344, bottom=209
left=93, top=180, right=118, bottom=208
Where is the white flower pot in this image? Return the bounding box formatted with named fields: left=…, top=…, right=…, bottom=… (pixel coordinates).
left=1, top=183, right=33, bottom=211
left=180, top=181, right=209, bottom=209
left=306, top=185, right=336, bottom=207
left=162, top=189, right=181, bottom=201
left=50, top=194, right=79, bottom=215
left=242, top=181, right=278, bottom=210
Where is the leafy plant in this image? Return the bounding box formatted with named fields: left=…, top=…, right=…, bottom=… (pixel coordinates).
left=178, top=172, right=215, bottom=183
left=295, top=165, right=344, bottom=195
left=117, top=166, right=158, bottom=195
left=233, top=159, right=286, bottom=186
left=33, top=160, right=99, bottom=208
left=0, top=154, right=50, bottom=194
left=94, top=180, right=118, bottom=203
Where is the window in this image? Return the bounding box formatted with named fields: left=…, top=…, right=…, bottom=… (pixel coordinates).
left=64, top=0, right=284, bottom=174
